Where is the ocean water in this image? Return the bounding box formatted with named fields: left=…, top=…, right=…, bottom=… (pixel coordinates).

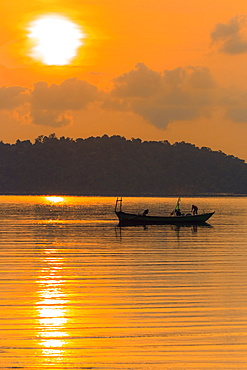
left=0, top=195, right=247, bottom=369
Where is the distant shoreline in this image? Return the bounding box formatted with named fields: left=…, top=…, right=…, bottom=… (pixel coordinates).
left=0, top=135, right=246, bottom=195
left=0, top=193, right=246, bottom=197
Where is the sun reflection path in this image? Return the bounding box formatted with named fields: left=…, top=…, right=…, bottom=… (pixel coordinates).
left=36, top=250, right=69, bottom=362
left=45, top=196, right=65, bottom=204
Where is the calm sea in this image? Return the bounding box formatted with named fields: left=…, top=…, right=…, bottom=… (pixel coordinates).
left=0, top=195, right=247, bottom=370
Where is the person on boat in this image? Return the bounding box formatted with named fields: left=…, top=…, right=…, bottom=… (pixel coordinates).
left=142, top=209, right=149, bottom=216
left=170, top=197, right=182, bottom=216
left=174, top=197, right=181, bottom=216
left=191, top=204, right=198, bottom=215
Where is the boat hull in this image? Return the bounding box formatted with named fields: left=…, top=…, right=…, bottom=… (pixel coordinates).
left=116, top=211, right=215, bottom=226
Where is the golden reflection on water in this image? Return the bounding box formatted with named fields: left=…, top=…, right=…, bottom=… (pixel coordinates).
left=45, top=196, right=66, bottom=204
left=36, top=248, right=69, bottom=362
left=1, top=196, right=247, bottom=369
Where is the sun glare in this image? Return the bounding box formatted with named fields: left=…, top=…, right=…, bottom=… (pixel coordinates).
left=45, top=196, right=65, bottom=204
left=27, top=15, right=84, bottom=65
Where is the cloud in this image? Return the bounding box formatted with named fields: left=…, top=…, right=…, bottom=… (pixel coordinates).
left=30, top=109, right=72, bottom=127
left=31, top=78, right=100, bottom=110
left=220, top=88, right=247, bottom=122
left=106, top=64, right=216, bottom=128
left=0, top=78, right=102, bottom=127
left=227, top=108, right=247, bottom=122
left=0, top=86, right=29, bottom=110
left=112, top=63, right=162, bottom=97
left=29, top=78, right=101, bottom=127
left=211, top=16, right=247, bottom=54
left=3, top=64, right=247, bottom=129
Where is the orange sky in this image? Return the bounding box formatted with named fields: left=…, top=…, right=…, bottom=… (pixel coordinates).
left=1, top=0, right=247, bottom=159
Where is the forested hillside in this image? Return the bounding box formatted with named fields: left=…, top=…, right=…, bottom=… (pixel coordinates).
left=0, top=133, right=246, bottom=195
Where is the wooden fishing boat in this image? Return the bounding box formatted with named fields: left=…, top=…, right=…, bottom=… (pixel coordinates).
left=115, top=197, right=214, bottom=226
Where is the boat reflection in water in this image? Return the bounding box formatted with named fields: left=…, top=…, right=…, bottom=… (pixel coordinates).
left=115, top=222, right=212, bottom=240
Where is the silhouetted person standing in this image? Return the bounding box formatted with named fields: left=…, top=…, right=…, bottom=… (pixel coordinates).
left=191, top=205, right=198, bottom=215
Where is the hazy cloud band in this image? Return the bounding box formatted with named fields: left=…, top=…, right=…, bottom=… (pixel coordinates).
left=0, top=63, right=247, bottom=128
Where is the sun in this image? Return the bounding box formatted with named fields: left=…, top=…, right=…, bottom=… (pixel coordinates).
left=27, top=14, right=84, bottom=66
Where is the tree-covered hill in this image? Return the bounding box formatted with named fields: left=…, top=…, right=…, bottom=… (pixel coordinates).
left=0, top=133, right=246, bottom=195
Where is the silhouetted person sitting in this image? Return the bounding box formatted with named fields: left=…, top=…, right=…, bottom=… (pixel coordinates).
left=142, top=209, right=149, bottom=216
left=175, top=209, right=181, bottom=216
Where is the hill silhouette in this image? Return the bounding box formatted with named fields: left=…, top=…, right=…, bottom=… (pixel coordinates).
left=0, top=133, right=246, bottom=196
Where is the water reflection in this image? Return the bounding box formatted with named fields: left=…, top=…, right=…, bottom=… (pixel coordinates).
left=115, top=223, right=212, bottom=240
left=45, top=196, right=66, bottom=204
left=36, top=248, right=69, bottom=361
left=2, top=196, right=247, bottom=369
left=170, top=222, right=212, bottom=232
